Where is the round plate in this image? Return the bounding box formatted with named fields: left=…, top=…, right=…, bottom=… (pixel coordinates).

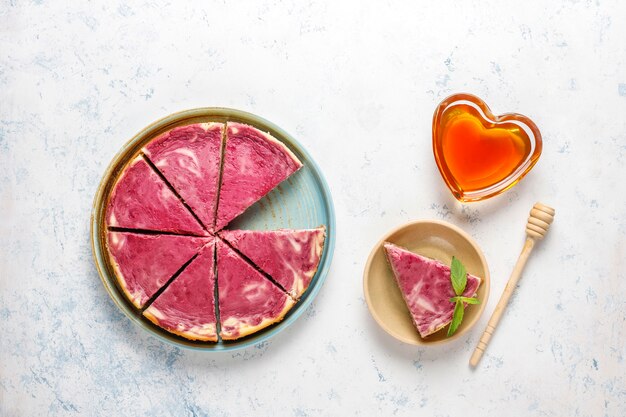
left=363, top=220, right=489, bottom=345
left=91, top=108, right=335, bottom=351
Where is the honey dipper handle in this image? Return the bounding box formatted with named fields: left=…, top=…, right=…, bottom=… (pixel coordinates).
left=470, top=202, right=555, bottom=367
left=469, top=238, right=535, bottom=367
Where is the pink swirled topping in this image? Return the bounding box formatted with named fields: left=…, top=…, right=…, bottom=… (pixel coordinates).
left=215, top=123, right=302, bottom=231
left=103, top=120, right=327, bottom=342
left=144, top=240, right=218, bottom=341
left=384, top=243, right=481, bottom=338
left=216, top=239, right=294, bottom=340
left=220, top=227, right=325, bottom=299
left=143, top=123, right=224, bottom=231
left=105, top=156, right=206, bottom=235
left=106, top=232, right=208, bottom=309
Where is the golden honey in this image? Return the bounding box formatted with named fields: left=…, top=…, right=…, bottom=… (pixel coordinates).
left=433, top=94, right=542, bottom=202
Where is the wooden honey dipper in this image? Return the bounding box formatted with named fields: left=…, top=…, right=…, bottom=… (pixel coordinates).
left=469, top=202, right=555, bottom=367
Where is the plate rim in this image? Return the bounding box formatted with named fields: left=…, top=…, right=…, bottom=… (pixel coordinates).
left=363, top=219, right=490, bottom=346
left=90, top=107, right=336, bottom=352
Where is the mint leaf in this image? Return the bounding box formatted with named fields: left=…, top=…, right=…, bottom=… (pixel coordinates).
left=447, top=300, right=464, bottom=336
left=449, top=296, right=480, bottom=305
left=450, top=256, right=467, bottom=296
left=447, top=257, right=478, bottom=337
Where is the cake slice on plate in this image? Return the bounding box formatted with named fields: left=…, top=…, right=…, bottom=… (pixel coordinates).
left=384, top=243, right=481, bottom=338
left=220, top=227, right=326, bottom=299
left=106, top=232, right=208, bottom=309
left=216, top=238, right=295, bottom=340
left=144, top=239, right=218, bottom=341
left=143, top=123, right=224, bottom=231
left=215, top=123, right=302, bottom=231
left=106, top=155, right=206, bottom=235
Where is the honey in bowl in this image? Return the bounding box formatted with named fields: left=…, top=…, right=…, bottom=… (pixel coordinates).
left=432, top=93, right=542, bottom=202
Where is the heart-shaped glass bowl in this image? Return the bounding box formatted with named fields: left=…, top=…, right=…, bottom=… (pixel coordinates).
left=433, top=93, right=542, bottom=202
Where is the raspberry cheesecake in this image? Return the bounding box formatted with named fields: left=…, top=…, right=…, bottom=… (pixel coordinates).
left=220, top=227, right=326, bottom=299
left=103, top=120, right=326, bottom=343
left=384, top=243, right=481, bottom=338
left=106, top=155, right=206, bottom=235
left=144, top=240, right=218, bottom=342
left=215, top=123, right=302, bottom=230
left=216, top=239, right=295, bottom=340
left=106, top=231, right=208, bottom=309
left=143, top=123, right=223, bottom=231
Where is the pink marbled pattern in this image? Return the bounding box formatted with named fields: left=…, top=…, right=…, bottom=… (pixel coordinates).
left=105, top=156, right=206, bottom=235
left=106, top=232, right=208, bottom=308
left=143, top=123, right=224, bottom=231
left=215, top=123, right=302, bottom=231
left=143, top=240, right=217, bottom=341
left=384, top=243, right=481, bottom=338
left=220, top=227, right=325, bottom=299
left=216, top=238, right=294, bottom=340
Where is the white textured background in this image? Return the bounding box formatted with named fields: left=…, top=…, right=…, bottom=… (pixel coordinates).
left=1, top=1, right=625, bottom=416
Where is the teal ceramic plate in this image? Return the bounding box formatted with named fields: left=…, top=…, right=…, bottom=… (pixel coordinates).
left=91, top=108, right=335, bottom=351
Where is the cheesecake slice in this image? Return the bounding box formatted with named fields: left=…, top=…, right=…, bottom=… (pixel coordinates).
left=106, top=231, right=208, bottom=309
left=144, top=239, right=218, bottom=341
left=143, top=123, right=224, bottom=231
left=215, top=123, right=302, bottom=231
left=216, top=238, right=295, bottom=340
left=220, top=227, right=326, bottom=299
left=105, top=156, right=206, bottom=235
left=384, top=243, right=481, bottom=338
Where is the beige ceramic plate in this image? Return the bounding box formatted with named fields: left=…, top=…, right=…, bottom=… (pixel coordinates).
left=363, top=220, right=490, bottom=345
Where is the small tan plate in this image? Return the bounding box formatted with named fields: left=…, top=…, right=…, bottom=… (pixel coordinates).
left=363, top=220, right=490, bottom=345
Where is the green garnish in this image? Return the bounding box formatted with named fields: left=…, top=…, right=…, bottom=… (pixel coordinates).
left=447, top=257, right=479, bottom=337
left=449, top=296, right=480, bottom=304
left=450, top=256, right=467, bottom=295
left=448, top=300, right=464, bottom=336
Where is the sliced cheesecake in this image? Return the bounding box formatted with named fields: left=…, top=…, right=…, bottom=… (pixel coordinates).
left=216, top=238, right=295, bottom=340
left=220, top=227, right=326, bottom=299
left=105, top=155, right=206, bottom=235
left=384, top=243, right=481, bottom=338
left=215, top=123, right=302, bottom=231
left=144, top=240, right=218, bottom=342
left=106, top=231, right=208, bottom=309
left=143, top=123, right=224, bottom=231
